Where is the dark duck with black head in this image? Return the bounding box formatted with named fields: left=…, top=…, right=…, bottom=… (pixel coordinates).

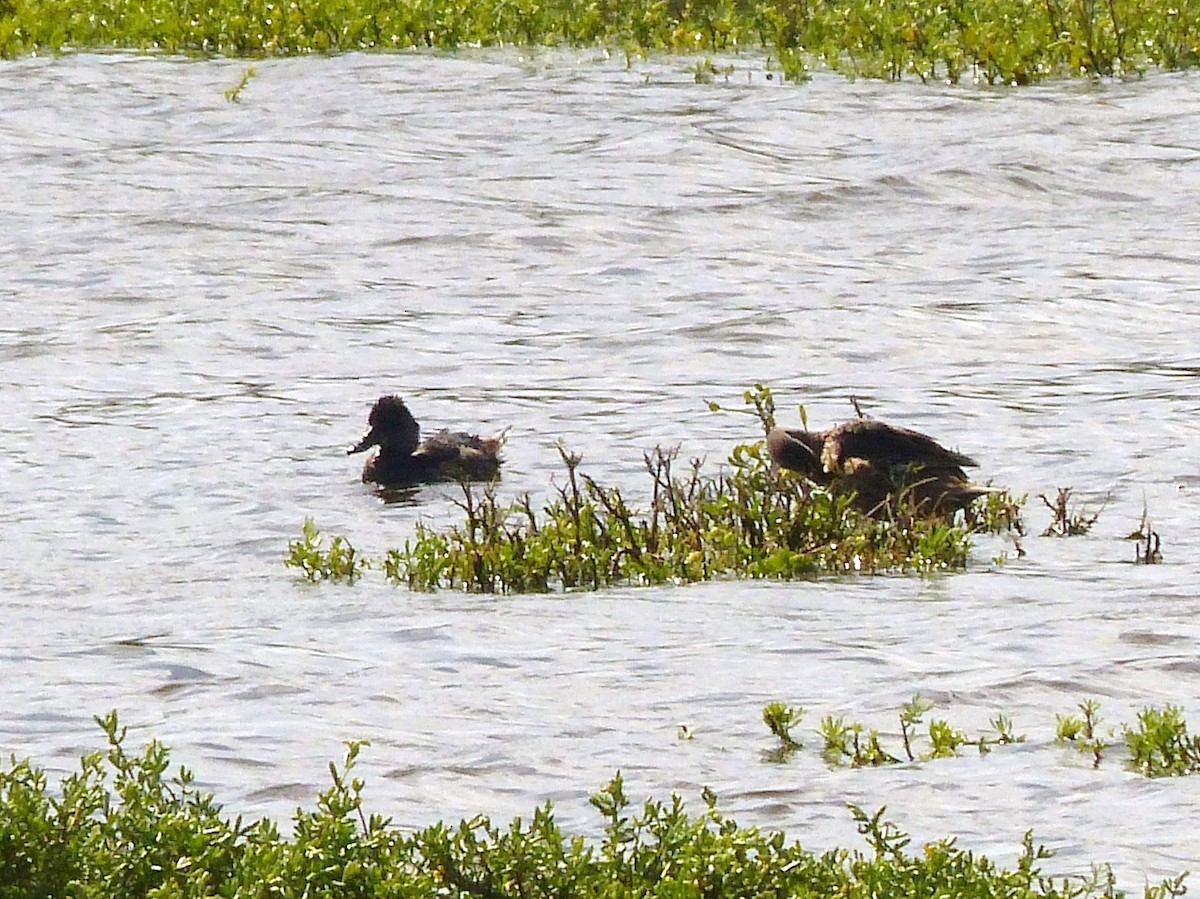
left=766, top=416, right=998, bottom=516
left=348, top=395, right=505, bottom=487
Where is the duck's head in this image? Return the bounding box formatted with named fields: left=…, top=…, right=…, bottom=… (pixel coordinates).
left=765, top=427, right=824, bottom=477
left=348, top=395, right=420, bottom=456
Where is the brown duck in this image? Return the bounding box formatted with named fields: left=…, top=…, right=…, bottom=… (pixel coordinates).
left=765, top=417, right=997, bottom=515
left=348, top=395, right=505, bottom=487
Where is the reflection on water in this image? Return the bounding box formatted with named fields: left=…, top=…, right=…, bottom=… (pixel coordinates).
left=2, top=51, right=1200, bottom=880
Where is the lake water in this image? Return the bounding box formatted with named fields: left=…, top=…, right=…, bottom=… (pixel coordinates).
left=2, top=49, right=1200, bottom=883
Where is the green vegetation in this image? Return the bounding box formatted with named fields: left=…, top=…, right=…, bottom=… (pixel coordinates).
left=2, top=0, right=1200, bottom=83
left=286, top=517, right=364, bottom=583
left=769, top=697, right=1200, bottom=778
left=0, top=713, right=1187, bottom=897
left=807, top=695, right=1024, bottom=767
left=821, top=714, right=902, bottom=766
left=1053, top=698, right=1200, bottom=777
left=388, top=444, right=985, bottom=592
left=290, top=387, right=1022, bottom=593
left=761, top=701, right=802, bottom=761
left=224, top=62, right=256, bottom=101
left=1124, top=705, right=1200, bottom=777
left=1056, top=699, right=1111, bottom=767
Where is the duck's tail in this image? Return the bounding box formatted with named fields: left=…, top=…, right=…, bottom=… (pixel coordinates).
left=486, top=426, right=511, bottom=453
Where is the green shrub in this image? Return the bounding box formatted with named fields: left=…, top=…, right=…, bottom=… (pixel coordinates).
left=286, top=517, right=364, bottom=583
left=0, top=717, right=1187, bottom=896
left=1125, top=705, right=1200, bottom=777
left=386, top=439, right=992, bottom=592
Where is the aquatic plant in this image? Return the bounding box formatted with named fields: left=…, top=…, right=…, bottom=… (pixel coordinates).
left=1040, top=487, right=1102, bottom=537
left=1124, top=705, right=1200, bottom=777
left=285, top=516, right=363, bottom=582
left=1058, top=700, right=1200, bottom=776
left=224, top=63, right=256, bottom=101
left=3, top=0, right=1200, bottom=84
left=1056, top=699, right=1112, bottom=767
left=761, top=701, right=802, bottom=761
left=972, top=488, right=1027, bottom=541
left=388, top=447, right=956, bottom=592
left=1128, top=504, right=1163, bottom=564
left=982, top=713, right=1024, bottom=755
left=1135, top=529, right=1163, bottom=563
left=0, top=713, right=1186, bottom=897
left=778, top=697, right=1200, bottom=778
left=807, top=695, right=1023, bottom=767
left=820, top=715, right=902, bottom=766
left=389, top=454, right=1000, bottom=593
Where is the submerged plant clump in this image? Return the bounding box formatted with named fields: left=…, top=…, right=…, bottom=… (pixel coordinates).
left=0, top=714, right=1186, bottom=897
left=1124, top=705, right=1200, bottom=777
left=286, top=517, right=364, bottom=582
left=2, top=0, right=1200, bottom=84
left=1056, top=699, right=1111, bottom=767
left=1040, top=487, right=1103, bottom=537
left=1054, top=699, right=1200, bottom=778
left=385, top=441, right=1017, bottom=593
left=771, top=697, right=1200, bottom=781
left=806, top=695, right=1024, bottom=767
left=761, top=701, right=803, bottom=761
left=1128, top=504, right=1163, bottom=564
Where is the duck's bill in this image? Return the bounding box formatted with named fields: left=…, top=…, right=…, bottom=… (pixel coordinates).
left=347, top=429, right=378, bottom=455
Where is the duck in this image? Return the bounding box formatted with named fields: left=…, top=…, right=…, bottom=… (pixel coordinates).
left=348, top=395, right=505, bottom=487
left=765, top=416, right=997, bottom=516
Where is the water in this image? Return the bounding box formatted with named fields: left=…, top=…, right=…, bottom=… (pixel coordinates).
left=2, top=49, right=1200, bottom=881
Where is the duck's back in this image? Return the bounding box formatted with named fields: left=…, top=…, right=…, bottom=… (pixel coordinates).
left=822, top=418, right=976, bottom=475
left=416, top=430, right=503, bottom=481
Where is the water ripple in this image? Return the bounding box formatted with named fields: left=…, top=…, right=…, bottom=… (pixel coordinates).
left=1, top=52, right=1199, bottom=881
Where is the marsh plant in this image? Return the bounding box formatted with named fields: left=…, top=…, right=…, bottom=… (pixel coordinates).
left=1124, top=705, right=1200, bottom=777
left=0, top=714, right=1187, bottom=897
left=820, top=715, right=902, bottom=767
left=1058, top=700, right=1200, bottom=776
left=761, top=701, right=802, bottom=761
left=982, top=713, right=1025, bottom=755
left=1135, top=528, right=1163, bottom=563
left=224, top=63, right=256, bottom=101
left=773, top=697, right=1200, bottom=779
left=388, top=441, right=947, bottom=592
left=4, top=0, right=1200, bottom=83
left=807, top=695, right=1024, bottom=767
left=1040, top=487, right=1103, bottom=537
left=286, top=516, right=364, bottom=582
left=1128, top=504, right=1163, bottom=564
left=1056, top=699, right=1112, bottom=768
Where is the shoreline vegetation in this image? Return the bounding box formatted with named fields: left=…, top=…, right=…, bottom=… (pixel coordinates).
left=0, top=0, right=1198, bottom=83
left=288, top=386, right=1027, bottom=591
left=0, top=711, right=1189, bottom=896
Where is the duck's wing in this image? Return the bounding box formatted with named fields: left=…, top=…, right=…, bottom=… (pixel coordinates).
left=414, top=430, right=467, bottom=464
left=824, top=418, right=977, bottom=473
left=413, top=429, right=504, bottom=482
left=418, top=429, right=505, bottom=464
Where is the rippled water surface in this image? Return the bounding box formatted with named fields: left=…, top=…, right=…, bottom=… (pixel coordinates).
left=3, top=51, right=1200, bottom=881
